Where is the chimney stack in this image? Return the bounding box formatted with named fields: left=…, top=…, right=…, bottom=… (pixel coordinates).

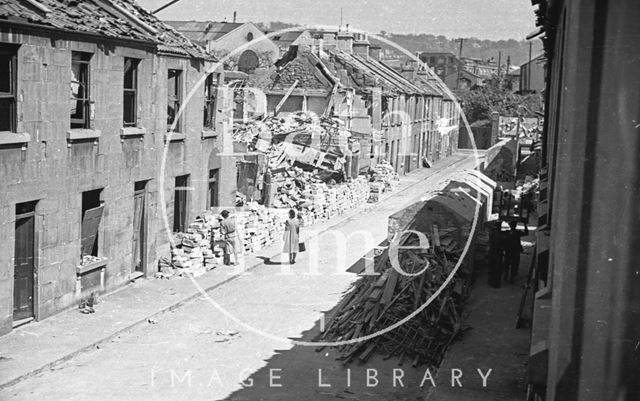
left=336, top=31, right=354, bottom=53
left=233, top=11, right=237, bottom=23
left=352, top=32, right=370, bottom=57
left=369, top=44, right=382, bottom=60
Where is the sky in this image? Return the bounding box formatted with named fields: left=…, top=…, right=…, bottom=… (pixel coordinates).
left=138, top=0, right=538, bottom=41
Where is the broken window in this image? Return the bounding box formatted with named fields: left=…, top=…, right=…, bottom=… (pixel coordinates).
left=0, top=44, right=18, bottom=132
left=167, top=69, right=182, bottom=132
left=71, top=52, right=92, bottom=129
left=123, top=57, right=139, bottom=127
left=173, top=175, right=189, bottom=232
left=81, top=189, right=104, bottom=259
left=203, top=73, right=217, bottom=129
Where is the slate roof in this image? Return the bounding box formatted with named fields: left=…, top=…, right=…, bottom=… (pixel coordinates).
left=325, top=49, right=433, bottom=97
left=0, top=0, right=210, bottom=59
left=164, top=20, right=244, bottom=44
left=249, top=48, right=336, bottom=92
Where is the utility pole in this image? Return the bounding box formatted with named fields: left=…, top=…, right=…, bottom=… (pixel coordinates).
left=153, top=0, right=182, bottom=14
left=456, top=38, right=464, bottom=90
left=527, top=41, right=533, bottom=91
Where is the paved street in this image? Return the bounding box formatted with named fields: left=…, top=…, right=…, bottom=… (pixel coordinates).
left=1, top=153, right=482, bottom=401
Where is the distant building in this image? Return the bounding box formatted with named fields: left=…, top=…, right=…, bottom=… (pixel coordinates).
left=444, top=69, right=485, bottom=91
left=504, top=66, right=521, bottom=92
left=519, top=54, right=546, bottom=93
left=419, top=51, right=460, bottom=82
left=460, top=57, right=499, bottom=79
left=165, top=21, right=279, bottom=73
left=268, top=30, right=313, bottom=56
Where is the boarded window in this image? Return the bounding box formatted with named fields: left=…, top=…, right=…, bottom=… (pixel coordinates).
left=0, top=44, right=18, bottom=132
left=123, top=58, right=139, bottom=127
left=80, top=189, right=103, bottom=259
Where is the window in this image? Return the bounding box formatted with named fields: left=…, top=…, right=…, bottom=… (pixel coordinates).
left=70, top=52, right=92, bottom=129
left=167, top=69, right=182, bottom=132
left=0, top=44, right=18, bottom=132
left=123, top=58, right=139, bottom=127
left=203, top=73, right=217, bottom=129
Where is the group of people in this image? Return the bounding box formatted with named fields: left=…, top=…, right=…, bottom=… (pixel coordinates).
left=213, top=208, right=303, bottom=266
left=488, top=220, right=529, bottom=288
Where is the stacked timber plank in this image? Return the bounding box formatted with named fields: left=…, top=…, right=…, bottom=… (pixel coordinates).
left=318, top=227, right=473, bottom=367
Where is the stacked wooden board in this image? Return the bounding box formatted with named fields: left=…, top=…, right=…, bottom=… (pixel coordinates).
left=318, top=226, right=474, bottom=367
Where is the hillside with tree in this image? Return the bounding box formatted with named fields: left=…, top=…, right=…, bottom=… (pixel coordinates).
left=257, top=22, right=542, bottom=66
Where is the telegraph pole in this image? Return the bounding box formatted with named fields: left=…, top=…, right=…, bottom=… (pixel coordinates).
left=153, top=0, right=182, bottom=14
left=527, top=41, right=533, bottom=91
left=456, top=38, right=464, bottom=90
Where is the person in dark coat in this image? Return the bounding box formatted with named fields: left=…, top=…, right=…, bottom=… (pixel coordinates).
left=503, top=220, right=529, bottom=283
left=488, top=222, right=505, bottom=288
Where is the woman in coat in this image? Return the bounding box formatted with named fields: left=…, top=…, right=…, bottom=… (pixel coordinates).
left=282, top=209, right=300, bottom=264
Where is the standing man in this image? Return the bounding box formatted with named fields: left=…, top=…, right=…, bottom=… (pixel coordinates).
left=503, top=220, right=529, bottom=283
left=487, top=221, right=505, bottom=288
left=220, top=210, right=240, bottom=266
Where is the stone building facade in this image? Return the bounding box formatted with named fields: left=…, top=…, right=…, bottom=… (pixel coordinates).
left=0, top=0, right=236, bottom=335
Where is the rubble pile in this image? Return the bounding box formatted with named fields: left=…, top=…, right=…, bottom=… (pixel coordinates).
left=270, top=174, right=370, bottom=222
left=318, top=227, right=473, bottom=367
left=158, top=213, right=222, bottom=279
left=368, top=161, right=400, bottom=202
left=234, top=113, right=353, bottom=174
left=240, top=202, right=289, bottom=254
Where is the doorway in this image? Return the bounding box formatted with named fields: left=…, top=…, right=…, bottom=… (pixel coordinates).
left=208, top=169, right=219, bottom=209
left=132, top=181, right=147, bottom=275
left=173, top=175, right=189, bottom=232
left=14, top=201, right=37, bottom=323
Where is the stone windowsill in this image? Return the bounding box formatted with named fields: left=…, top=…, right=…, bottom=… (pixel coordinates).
left=201, top=130, right=217, bottom=139
left=76, top=258, right=108, bottom=275
left=0, top=132, right=31, bottom=145
left=120, top=126, right=147, bottom=137
left=67, top=128, right=101, bottom=141
left=165, top=132, right=186, bottom=142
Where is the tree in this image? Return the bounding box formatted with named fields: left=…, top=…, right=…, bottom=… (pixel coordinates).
left=457, top=81, right=544, bottom=123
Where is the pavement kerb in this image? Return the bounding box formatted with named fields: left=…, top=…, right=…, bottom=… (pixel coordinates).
left=0, top=155, right=476, bottom=391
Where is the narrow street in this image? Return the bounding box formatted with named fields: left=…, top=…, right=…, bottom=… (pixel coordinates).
left=1, top=153, right=482, bottom=401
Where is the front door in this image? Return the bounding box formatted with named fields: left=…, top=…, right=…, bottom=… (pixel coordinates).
left=132, top=184, right=146, bottom=274
left=14, top=210, right=35, bottom=321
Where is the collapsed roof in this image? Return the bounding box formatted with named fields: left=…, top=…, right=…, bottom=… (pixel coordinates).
left=0, top=0, right=211, bottom=59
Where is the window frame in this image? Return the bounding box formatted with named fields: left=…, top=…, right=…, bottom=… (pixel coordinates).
left=0, top=44, right=18, bottom=133
left=123, top=57, right=139, bottom=128
left=203, top=73, right=217, bottom=129
left=70, top=52, right=92, bottom=129
left=167, top=69, right=183, bottom=132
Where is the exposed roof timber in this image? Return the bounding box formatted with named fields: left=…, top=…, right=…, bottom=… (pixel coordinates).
left=99, top=0, right=158, bottom=35
left=21, top=0, right=50, bottom=14
left=526, top=27, right=545, bottom=40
